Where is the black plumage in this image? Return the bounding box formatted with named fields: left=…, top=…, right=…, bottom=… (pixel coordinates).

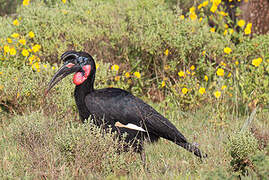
left=46, top=51, right=207, bottom=160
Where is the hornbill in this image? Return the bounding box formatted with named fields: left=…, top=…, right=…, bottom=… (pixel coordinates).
left=46, top=51, right=207, bottom=163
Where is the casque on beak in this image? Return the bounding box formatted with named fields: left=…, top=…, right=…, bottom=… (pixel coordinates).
left=45, top=62, right=81, bottom=95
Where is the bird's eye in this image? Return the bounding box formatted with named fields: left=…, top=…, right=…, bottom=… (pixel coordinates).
left=79, top=57, right=83, bottom=63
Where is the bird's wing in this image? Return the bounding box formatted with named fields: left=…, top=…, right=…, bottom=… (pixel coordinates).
left=85, top=88, right=187, bottom=143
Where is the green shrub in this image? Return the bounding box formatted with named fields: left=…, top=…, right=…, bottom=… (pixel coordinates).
left=0, top=59, right=113, bottom=117
left=0, top=64, right=75, bottom=117
left=250, top=148, right=269, bottom=180
left=228, top=131, right=258, bottom=160
left=1, top=0, right=268, bottom=111
left=227, top=131, right=259, bottom=176
left=0, top=0, right=21, bottom=16
left=9, top=111, right=50, bottom=149
left=55, top=120, right=141, bottom=176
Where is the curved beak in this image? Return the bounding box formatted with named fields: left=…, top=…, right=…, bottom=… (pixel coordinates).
left=45, top=63, right=81, bottom=95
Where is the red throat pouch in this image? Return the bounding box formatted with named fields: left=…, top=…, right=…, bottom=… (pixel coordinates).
left=73, top=65, right=91, bottom=85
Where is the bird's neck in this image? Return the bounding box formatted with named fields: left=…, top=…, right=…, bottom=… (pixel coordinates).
left=74, top=76, right=95, bottom=122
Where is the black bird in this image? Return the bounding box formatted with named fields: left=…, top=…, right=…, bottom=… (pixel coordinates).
left=46, top=51, right=207, bottom=162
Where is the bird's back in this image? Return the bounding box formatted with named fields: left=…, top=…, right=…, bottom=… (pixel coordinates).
left=85, top=88, right=188, bottom=145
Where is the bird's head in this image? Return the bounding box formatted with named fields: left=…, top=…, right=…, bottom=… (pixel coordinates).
left=45, top=51, right=96, bottom=94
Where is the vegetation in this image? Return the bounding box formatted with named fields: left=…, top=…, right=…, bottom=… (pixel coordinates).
left=0, top=0, right=268, bottom=179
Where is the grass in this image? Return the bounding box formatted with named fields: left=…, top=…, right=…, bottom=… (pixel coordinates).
left=1, top=101, right=268, bottom=179
left=0, top=0, right=268, bottom=179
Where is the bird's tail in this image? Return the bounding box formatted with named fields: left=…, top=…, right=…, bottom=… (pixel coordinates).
left=177, top=142, right=207, bottom=158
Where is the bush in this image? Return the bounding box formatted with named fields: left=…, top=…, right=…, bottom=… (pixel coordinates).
left=0, top=59, right=114, bottom=117
left=1, top=0, right=267, bottom=111
left=227, top=131, right=259, bottom=176
left=250, top=148, right=269, bottom=179
left=55, top=120, right=141, bottom=176
left=0, top=64, right=75, bottom=117
left=7, top=111, right=142, bottom=178
left=0, top=0, right=21, bottom=16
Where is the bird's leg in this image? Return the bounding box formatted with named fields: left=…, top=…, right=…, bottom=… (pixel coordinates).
left=140, top=150, right=146, bottom=168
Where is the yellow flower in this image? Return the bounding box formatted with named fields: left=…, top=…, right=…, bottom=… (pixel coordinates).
left=13, top=19, right=19, bottom=26
left=220, top=61, right=226, bottom=67
left=0, top=85, right=3, bottom=91
left=228, top=72, right=232, bottom=77
left=198, top=4, right=203, bottom=10
left=210, top=4, right=218, bottom=13
left=199, top=17, right=203, bottom=22
left=252, top=58, right=262, bottom=67
left=214, top=0, right=222, bottom=5
left=32, top=62, right=40, bottom=72
left=164, top=49, right=169, bottom=56
left=190, top=65, right=195, bottom=70
left=114, top=76, right=120, bottom=81
left=229, top=28, right=234, bottom=34
left=178, top=71, right=185, bottom=77
left=210, top=27, right=215, bottom=32
left=11, top=33, right=19, bottom=38
left=43, top=64, right=48, bottom=68
left=32, top=44, right=41, bottom=52
left=186, top=70, right=191, bottom=74
left=28, top=31, right=35, bottom=38
left=216, top=68, right=224, bottom=76
left=202, top=50, right=206, bottom=56
left=4, top=45, right=10, bottom=53
left=134, top=72, right=141, bottom=79
left=19, top=39, right=26, bottom=45
left=204, top=75, right=208, bottom=81
left=96, top=63, right=99, bottom=69
left=221, top=85, right=227, bottom=90
left=28, top=55, right=35, bottom=64
left=125, top=72, right=130, bottom=78
left=244, top=23, right=252, bottom=35
left=219, top=11, right=228, bottom=16
left=0, top=72, right=2, bottom=75
left=223, top=29, right=227, bottom=35
left=7, top=38, right=12, bottom=43
left=202, top=1, right=209, bottom=6
left=214, top=91, right=221, bottom=98
left=111, top=64, right=119, bottom=71
left=10, top=47, right=16, bottom=55
left=199, top=87, right=206, bottom=95
left=190, top=13, right=197, bottom=21
left=23, top=0, right=30, bottom=6
left=62, top=0, right=67, bottom=3
left=21, top=49, right=29, bottom=57
left=189, top=7, right=195, bottom=13
left=235, top=61, right=239, bottom=65
left=161, top=80, right=166, bottom=87
left=224, top=47, right=232, bottom=54
left=237, top=19, right=245, bottom=27
left=182, top=88, right=188, bottom=94
left=180, top=15, right=185, bottom=20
